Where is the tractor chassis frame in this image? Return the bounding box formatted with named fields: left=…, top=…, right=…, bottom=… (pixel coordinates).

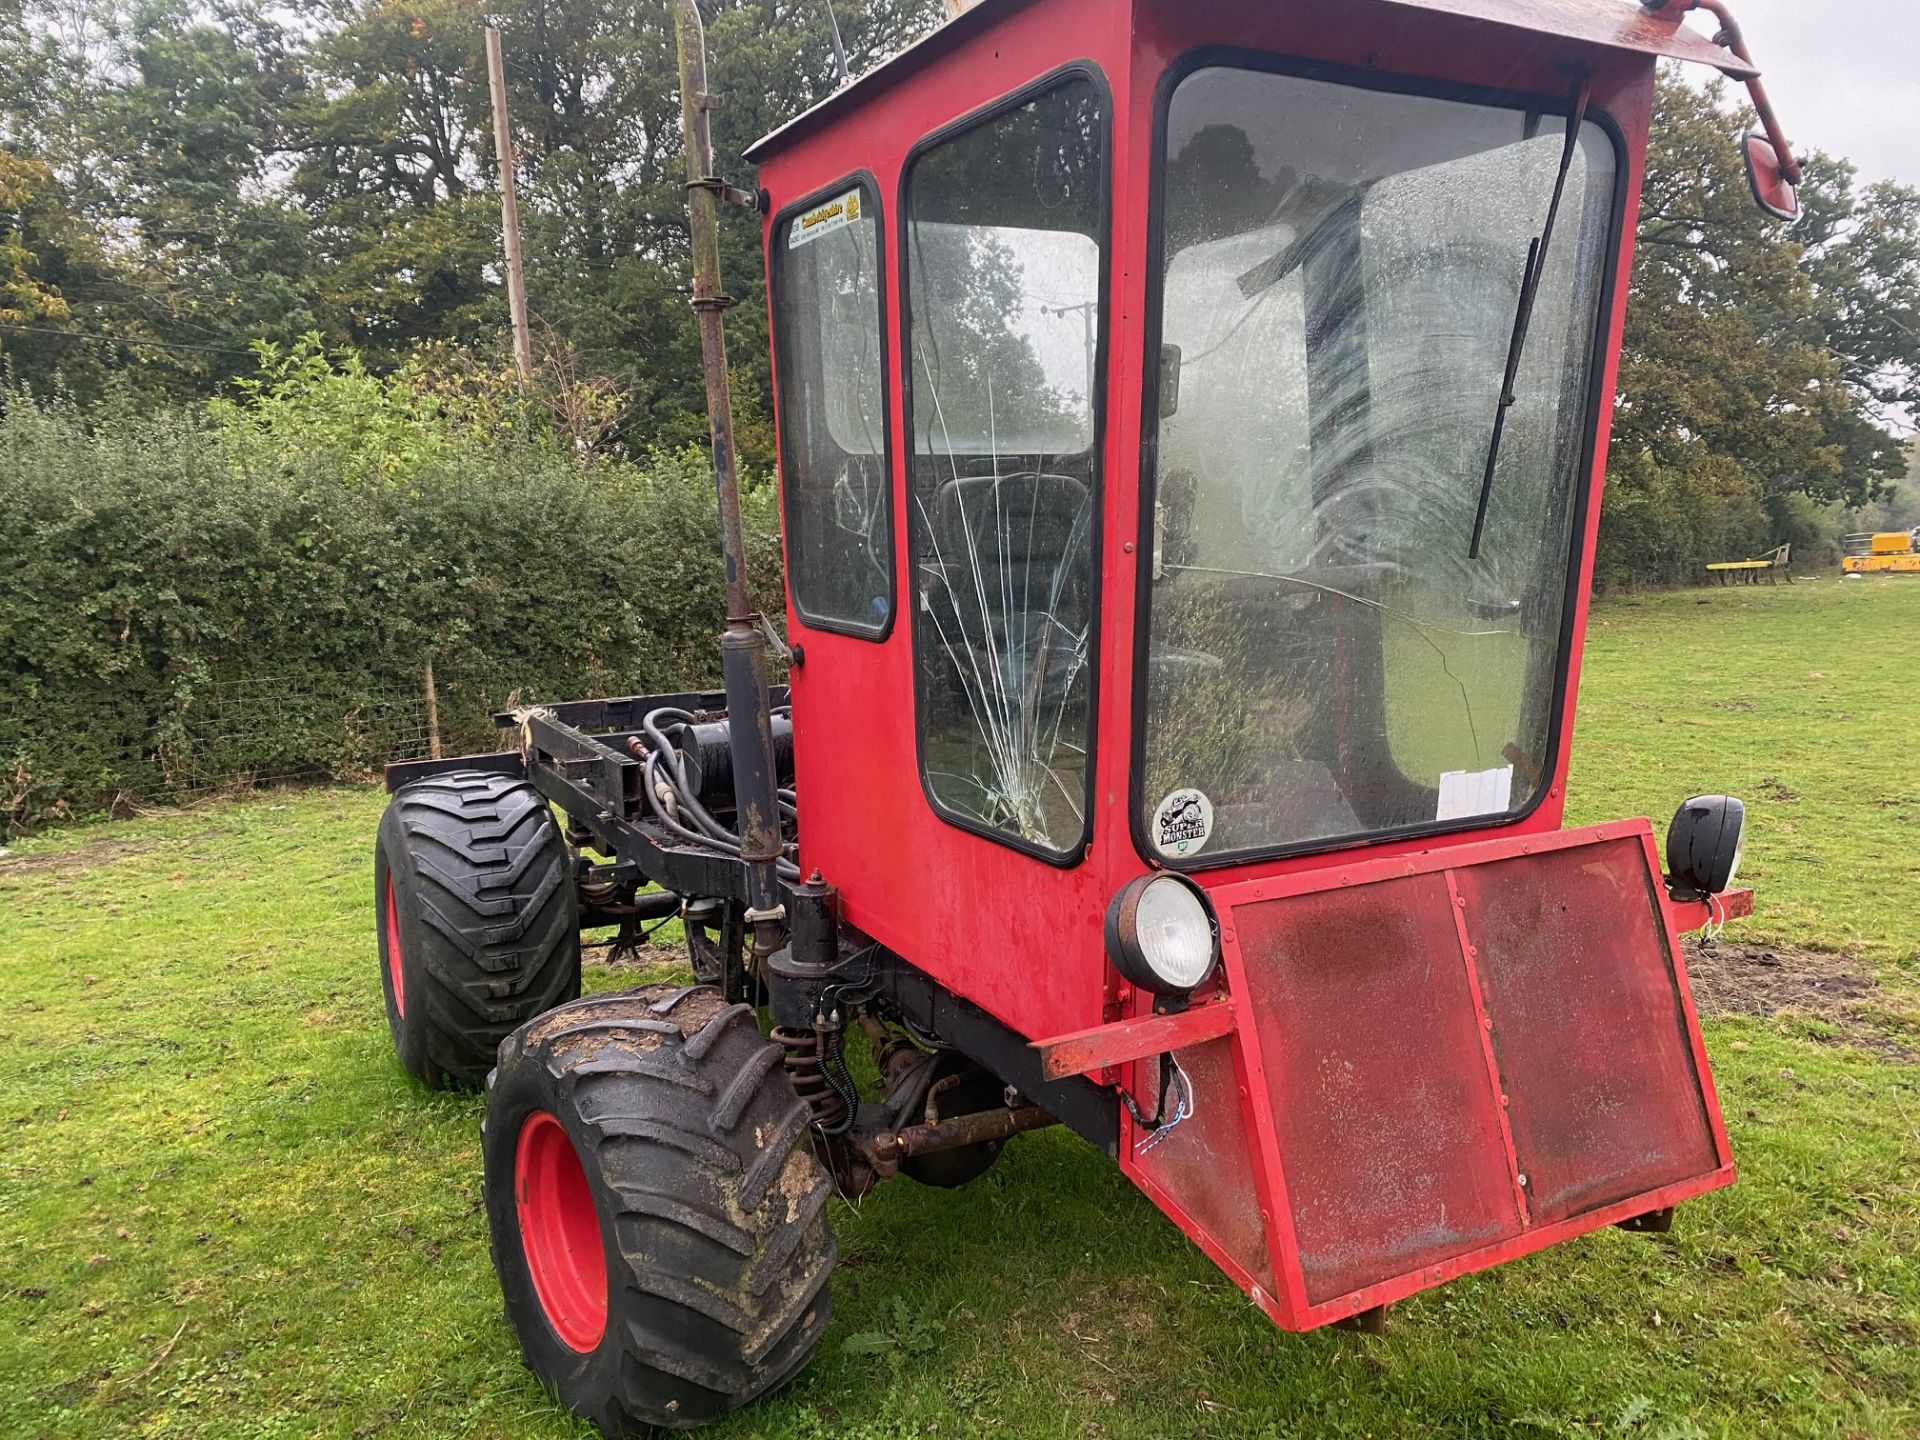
left=385, top=690, right=1119, bottom=1178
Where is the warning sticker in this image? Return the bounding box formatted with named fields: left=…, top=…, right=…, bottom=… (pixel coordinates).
left=1151, top=787, right=1215, bottom=859
left=788, top=188, right=863, bottom=249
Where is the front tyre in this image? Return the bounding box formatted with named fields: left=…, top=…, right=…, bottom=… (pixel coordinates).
left=375, top=770, right=581, bottom=1089
left=484, top=987, right=836, bottom=1434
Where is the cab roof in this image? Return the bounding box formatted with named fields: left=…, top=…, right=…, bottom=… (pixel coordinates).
left=745, top=0, right=1755, bottom=163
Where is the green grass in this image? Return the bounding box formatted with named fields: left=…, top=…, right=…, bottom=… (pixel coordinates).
left=3, top=581, right=1917, bottom=1439
left=1569, top=580, right=1920, bottom=972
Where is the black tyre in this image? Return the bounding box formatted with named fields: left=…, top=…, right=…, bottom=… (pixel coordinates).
left=484, top=986, right=836, bottom=1433
left=375, top=770, right=581, bottom=1089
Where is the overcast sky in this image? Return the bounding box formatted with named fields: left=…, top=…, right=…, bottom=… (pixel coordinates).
left=1680, top=1, right=1920, bottom=189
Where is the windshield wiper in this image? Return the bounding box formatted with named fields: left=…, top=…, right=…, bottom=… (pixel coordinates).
left=1467, top=80, right=1592, bottom=560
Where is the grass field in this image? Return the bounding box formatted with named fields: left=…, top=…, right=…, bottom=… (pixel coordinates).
left=3, top=580, right=1917, bottom=1439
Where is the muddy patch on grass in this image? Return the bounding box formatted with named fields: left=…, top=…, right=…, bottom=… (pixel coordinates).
left=582, top=940, right=685, bottom=970
left=1683, top=940, right=1913, bottom=1060
left=0, top=838, right=159, bottom=879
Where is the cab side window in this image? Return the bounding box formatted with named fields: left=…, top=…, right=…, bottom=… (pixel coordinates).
left=773, top=180, right=893, bottom=635
left=902, top=76, right=1107, bottom=859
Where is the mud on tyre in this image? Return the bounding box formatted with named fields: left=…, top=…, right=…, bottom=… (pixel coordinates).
left=484, top=986, right=836, bottom=1434
left=375, top=770, right=582, bottom=1089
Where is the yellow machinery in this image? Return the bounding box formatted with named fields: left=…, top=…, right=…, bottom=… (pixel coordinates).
left=1842, top=531, right=1920, bottom=575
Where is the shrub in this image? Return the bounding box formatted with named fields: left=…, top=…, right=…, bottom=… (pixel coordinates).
left=0, top=357, right=781, bottom=832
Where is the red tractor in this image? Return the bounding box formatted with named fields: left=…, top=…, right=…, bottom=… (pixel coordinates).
left=374, top=0, right=1791, bottom=1430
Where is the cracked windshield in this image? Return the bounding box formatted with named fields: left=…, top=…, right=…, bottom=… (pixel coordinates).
left=905, top=78, right=1103, bottom=855
left=1140, top=66, right=1617, bottom=862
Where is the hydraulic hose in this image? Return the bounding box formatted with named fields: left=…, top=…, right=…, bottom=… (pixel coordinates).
left=635, top=714, right=801, bottom=883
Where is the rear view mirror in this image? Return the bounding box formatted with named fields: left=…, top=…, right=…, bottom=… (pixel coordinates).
left=1742, top=131, right=1800, bottom=223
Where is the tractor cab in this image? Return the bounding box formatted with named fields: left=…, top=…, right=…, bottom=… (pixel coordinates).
left=748, top=0, right=1769, bottom=1324
left=373, top=1, right=1791, bottom=1429
left=749, top=0, right=1786, bottom=903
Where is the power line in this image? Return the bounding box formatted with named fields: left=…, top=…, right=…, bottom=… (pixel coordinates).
left=0, top=322, right=258, bottom=357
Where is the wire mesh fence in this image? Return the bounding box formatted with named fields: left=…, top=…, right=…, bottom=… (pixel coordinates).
left=158, top=675, right=441, bottom=799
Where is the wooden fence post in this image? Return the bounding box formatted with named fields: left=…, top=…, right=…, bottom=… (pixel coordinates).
left=424, top=661, right=443, bottom=760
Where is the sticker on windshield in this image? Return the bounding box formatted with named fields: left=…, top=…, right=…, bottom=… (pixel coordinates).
left=789, top=189, right=862, bottom=249
left=1152, top=788, right=1215, bottom=859
left=1436, top=765, right=1515, bottom=822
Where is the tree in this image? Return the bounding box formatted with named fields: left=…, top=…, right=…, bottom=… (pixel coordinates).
left=0, top=154, right=70, bottom=331
left=1797, top=160, right=1920, bottom=436
left=1600, top=73, right=1910, bottom=586
left=269, top=0, right=940, bottom=452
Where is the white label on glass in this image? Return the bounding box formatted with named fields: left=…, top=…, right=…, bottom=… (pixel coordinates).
left=788, top=189, right=862, bottom=249
left=1436, top=765, right=1515, bottom=823
left=1151, top=787, right=1215, bottom=858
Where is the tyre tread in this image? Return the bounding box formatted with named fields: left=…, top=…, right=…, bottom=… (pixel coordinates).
left=379, top=770, right=581, bottom=1089
left=487, top=984, right=835, bottom=1433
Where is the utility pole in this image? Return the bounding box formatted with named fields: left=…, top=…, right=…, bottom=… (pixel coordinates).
left=941, top=0, right=980, bottom=18
left=485, top=26, right=534, bottom=383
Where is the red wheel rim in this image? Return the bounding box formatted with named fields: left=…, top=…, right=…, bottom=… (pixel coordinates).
left=383, top=872, right=406, bottom=1019
left=515, top=1111, right=608, bottom=1352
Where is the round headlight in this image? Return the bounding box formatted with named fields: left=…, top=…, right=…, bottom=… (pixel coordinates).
left=1665, top=794, right=1747, bottom=900
left=1105, top=875, right=1220, bottom=996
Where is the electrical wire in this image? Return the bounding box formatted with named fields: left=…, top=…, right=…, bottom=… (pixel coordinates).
left=818, top=1020, right=861, bottom=1137
left=1122, top=1052, right=1193, bottom=1146
left=1702, top=891, right=1728, bottom=944
left=1134, top=1059, right=1194, bottom=1156
left=0, top=321, right=259, bottom=357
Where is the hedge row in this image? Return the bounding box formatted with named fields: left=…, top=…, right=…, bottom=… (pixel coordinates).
left=0, top=395, right=781, bottom=831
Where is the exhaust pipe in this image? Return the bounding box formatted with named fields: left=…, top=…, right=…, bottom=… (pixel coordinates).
left=672, top=0, right=785, bottom=930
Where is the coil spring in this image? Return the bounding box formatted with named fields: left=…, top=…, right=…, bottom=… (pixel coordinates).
left=774, top=1025, right=849, bottom=1132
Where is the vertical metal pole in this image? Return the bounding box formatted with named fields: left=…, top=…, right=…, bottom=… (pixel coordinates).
left=673, top=0, right=784, bottom=921
left=486, top=26, right=535, bottom=383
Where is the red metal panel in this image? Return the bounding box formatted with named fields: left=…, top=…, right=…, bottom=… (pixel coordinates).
left=1232, top=876, right=1522, bottom=1305
left=753, top=0, right=1138, bottom=1047
left=1200, top=825, right=1734, bottom=1326
left=1295, top=1163, right=1734, bottom=1328
left=1124, top=1039, right=1275, bottom=1295
left=744, top=0, right=1749, bottom=161
left=1457, top=839, right=1721, bottom=1223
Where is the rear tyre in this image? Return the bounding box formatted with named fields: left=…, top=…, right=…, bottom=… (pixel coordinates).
left=485, top=986, right=836, bottom=1434
left=375, top=770, right=581, bottom=1089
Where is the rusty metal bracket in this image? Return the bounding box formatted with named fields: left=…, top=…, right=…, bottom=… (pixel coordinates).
left=1332, top=1304, right=1389, bottom=1336
left=1665, top=885, right=1755, bottom=935
left=1616, top=1206, right=1676, bottom=1234
left=684, top=175, right=761, bottom=211
left=1032, top=999, right=1237, bottom=1082
left=1642, top=0, right=1803, bottom=183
